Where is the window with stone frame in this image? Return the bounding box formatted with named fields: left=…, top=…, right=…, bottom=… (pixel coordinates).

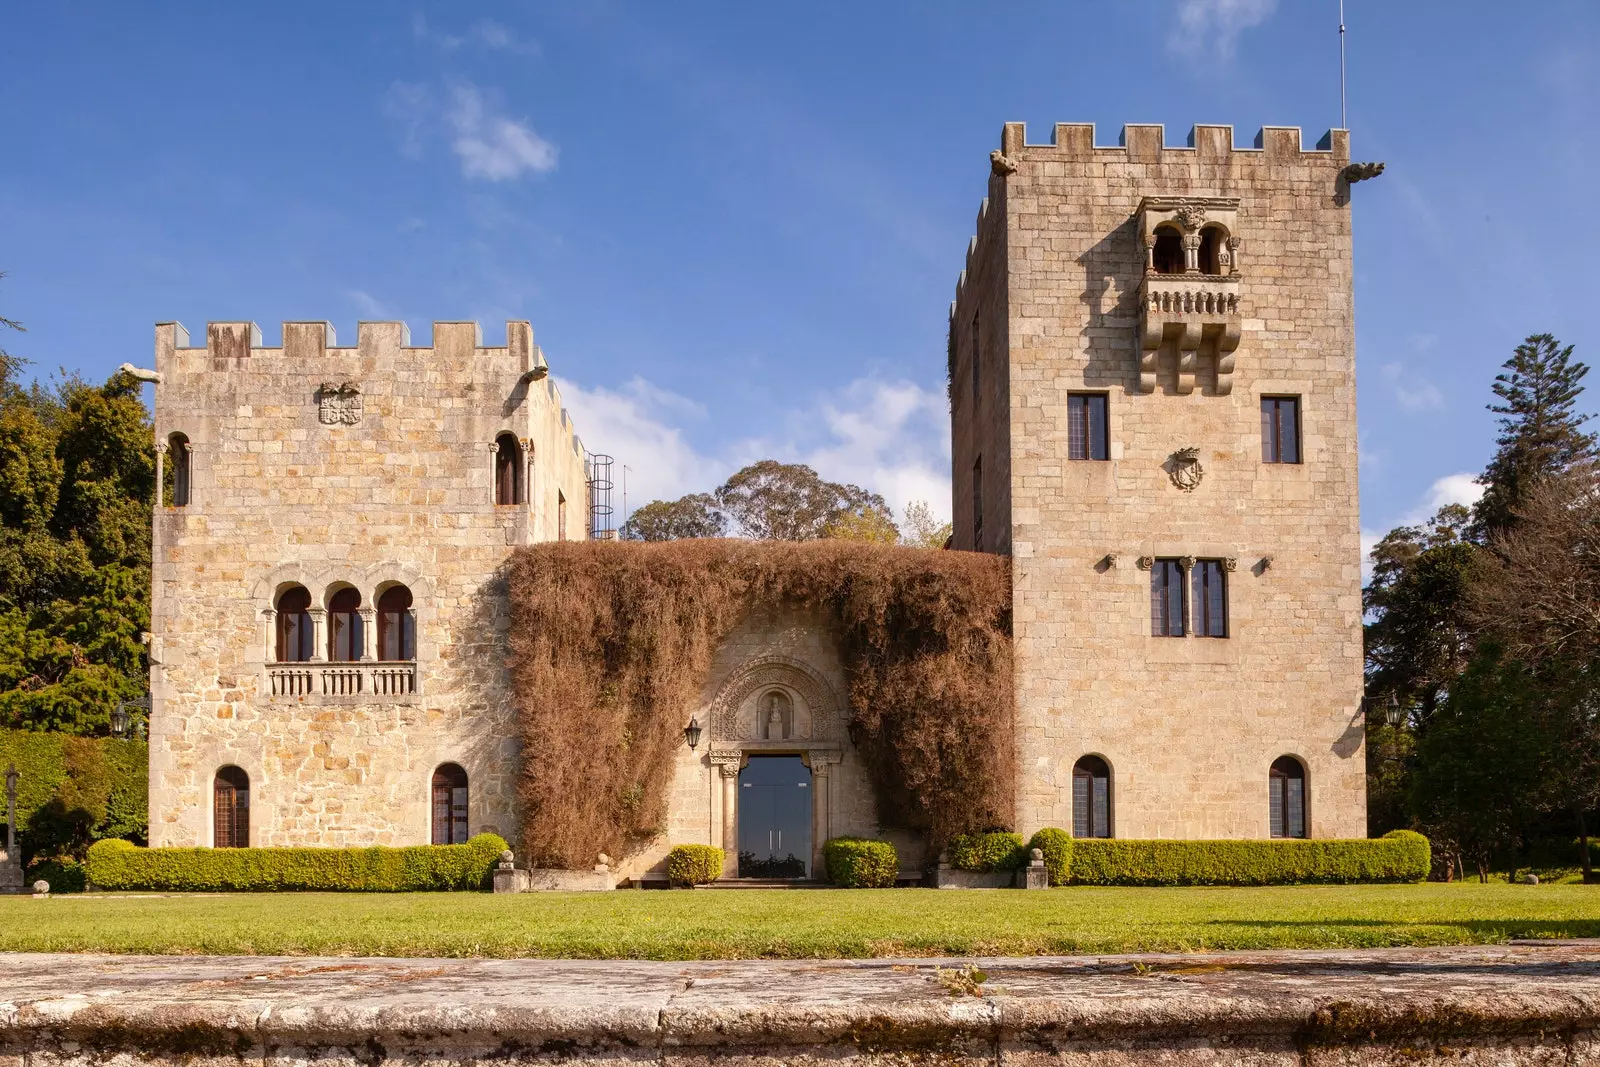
left=558, top=490, right=567, bottom=540
left=1067, top=393, right=1108, bottom=461
left=1072, top=755, right=1112, bottom=838
left=970, top=310, right=980, bottom=404
left=494, top=433, right=522, bottom=505
left=213, top=766, right=249, bottom=848
left=275, top=585, right=314, bottom=663
left=1190, top=559, right=1228, bottom=638
left=431, top=763, right=469, bottom=844
left=1261, top=396, right=1302, bottom=464
left=971, top=456, right=983, bottom=550
left=167, top=432, right=192, bottom=507
left=377, top=585, right=416, bottom=662
left=327, top=587, right=363, bottom=662
left=1269, top=756, right=1307, bottom=838
left=1149, top=558, right=1185, bottom=637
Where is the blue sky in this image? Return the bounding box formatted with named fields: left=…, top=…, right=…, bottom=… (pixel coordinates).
left=2, top=1, right=1596, bottom=555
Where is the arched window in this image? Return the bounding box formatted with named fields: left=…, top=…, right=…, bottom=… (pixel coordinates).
left=1151, top=226, right=1184, bottom=275
left=327, top=587, right=362, bottom=662
left=494, top=433, right=522, bottom=505
left=1270, top=756, right=1307, bottom=839
left=275, top=586, right=314, bottom=663
left=431, top=763, right=469, bottom=844
left=1072, top=755, right=1112, bottom=838
left=1198, top=226, right=1224, bottom=275
left=167, top=432, right=192, bottom=507
left=377, top=585, right=416, bottom=661
left=213, top=766, right=249, bottom=848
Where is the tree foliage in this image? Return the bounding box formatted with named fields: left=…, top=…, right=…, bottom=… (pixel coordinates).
left=0, top=310, right=151, bottom=735
left=901, top=499, right=953, bottom=549
left=619, top=493, right=726, bottom=541
left=714, top=460, right=890, bottom=541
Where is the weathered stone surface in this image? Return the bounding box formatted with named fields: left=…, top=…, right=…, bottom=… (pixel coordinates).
left=2, top=945, right=1599, bottom=1065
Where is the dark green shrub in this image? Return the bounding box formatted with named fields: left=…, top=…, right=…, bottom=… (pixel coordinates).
left=0, top=729, right=148, bottom=865
left=27, top=857, right=86, bottom=893
left=948, top=831, right=1026, bottom=872
left=1067, top=830, right=1430, bottom=886
left=85, top=833, right=507, bottom=892
left=1026, top=828, right=1073, bottom=886
left=823, top=837, right=898, bottom=887
left=665, top=844, right=724, bottom=887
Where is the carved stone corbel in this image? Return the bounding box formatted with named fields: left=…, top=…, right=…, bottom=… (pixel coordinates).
left=1136, top=556, right=1154, bottom=571
left=1222, top=557, right=1238, bottom=572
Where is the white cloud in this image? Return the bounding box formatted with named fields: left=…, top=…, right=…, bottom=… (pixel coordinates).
left=1380, top=361, right=1444, bottom=412
left=345, top=289, right=402, bottom=320
left=1168, top=0, right=1277, bottom=59
left=558, top=374, right=952, bottom=532
left=412, top=14, right=541, bottom=57
left=1360, top=472, right=1484, bottom=582
left=447, top=85, right=558, bottom=181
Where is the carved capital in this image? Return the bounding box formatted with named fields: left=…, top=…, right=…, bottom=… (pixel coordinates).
left=1222, top=557, right=1238, bottom=572
left=154, top=442, right=170, bottom=455
left=306, top=606, right=327, bottom=620
left=1136, top=555, right=1154, bottom=571
left=1177, top=555, right=1197, bottom=571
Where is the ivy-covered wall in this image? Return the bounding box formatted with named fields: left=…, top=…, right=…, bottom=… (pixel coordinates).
left=0, top=728, right=147, bottom=864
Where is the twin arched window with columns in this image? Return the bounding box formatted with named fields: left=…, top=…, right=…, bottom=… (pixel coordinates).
left=273, top=583, right=416, bottom=664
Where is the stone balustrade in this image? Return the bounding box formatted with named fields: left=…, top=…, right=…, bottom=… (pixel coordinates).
left=267, top=661, right=418, bottom=700
left=1138, top=273, right=1243, bottom=395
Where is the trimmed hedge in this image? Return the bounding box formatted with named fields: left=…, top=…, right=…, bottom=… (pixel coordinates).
left=85, top=833, right=508, bottom=892
left=1061, top=830, right=1430, bottom=886
left=27, top=857, right=87, bottom=893
left=948, top=831, right=1026, bottom=872
left=665, top=844, right=724, bottom=887
left=1026, top=828, right=1073, bottom=887
left=823, top=837, right=898, bottom=888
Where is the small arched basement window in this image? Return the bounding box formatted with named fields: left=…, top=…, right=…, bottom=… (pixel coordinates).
left=377, top=585, right=416, bottom=661
left=275, top=586, right=314, bottom=663
left=495, top=433, right=522, bottom=505
left=431, top=763, right=469, bottom=844
left=1151, top=226, right=1184, bottom=275
left=1072, top=755, right=1112, bottom=839
left=1198, top=226, right=1225, bottom=275
left=327, top=587, right=362, bottom=662
left=213, top=766, right=250, bottom=848
left=168, top=432, right=192, bottom=507
left=1270, top=756, right=1307, bottom=839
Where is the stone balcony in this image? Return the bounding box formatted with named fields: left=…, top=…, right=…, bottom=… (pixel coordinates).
left=1138, top=273, right=1242, bottom=395
left=267, top=661, right=419, bottom=702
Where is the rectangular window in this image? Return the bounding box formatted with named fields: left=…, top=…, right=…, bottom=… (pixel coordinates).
left=1191, top=559, right=1228, bottom=638
left=1150, top=559, right=1186, bottom=637
left=970, top=311, right=980, bottom=403
left=558, top=491, right=567, bottom=540
left=1270, top=776, right=1306, bottom=838
left=1261, top=396, right=1301, bottom=464
left=971, top=457, right=983, bottom=549
left=1067, top=393, right=1109, bottom=461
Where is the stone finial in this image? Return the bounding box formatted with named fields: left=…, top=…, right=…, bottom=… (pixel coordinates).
left=1524, top=873, right=1539, bottom=885
left=497, top=849, right=516, bottom=871
left=32, top=880, right=48, bottom=896
left=1030, top=848, right=1044, bottom=864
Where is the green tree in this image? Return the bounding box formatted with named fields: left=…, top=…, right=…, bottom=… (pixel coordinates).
left=821, top=502, right=899, bottom=544
left=1474, top=334, right=1597, bottom=538
left=619, top=493, right=727, bottom=541
left=899, top=500, right=952, bottom=549
left=714, top=460, right=889, bottom=541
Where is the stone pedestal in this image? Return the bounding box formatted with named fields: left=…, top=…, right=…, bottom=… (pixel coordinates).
left=0, top=849, right=25, bottom=895
left=1023, top=848, right=1049, bottom=889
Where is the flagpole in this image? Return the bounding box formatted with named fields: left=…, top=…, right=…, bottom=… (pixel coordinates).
left=1339, top=0, right=1348, bottom=129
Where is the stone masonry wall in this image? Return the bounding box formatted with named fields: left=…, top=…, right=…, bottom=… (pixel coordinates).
left=147, top=320, right=589, bottom=848
left=952, top=124, right=1366, bottom=840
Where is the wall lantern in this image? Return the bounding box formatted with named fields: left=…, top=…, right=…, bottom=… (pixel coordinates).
left=1384, top=694, right=1406, bottom=730
left=683, top=717, right=702, bottom=751
left=110, top=705, right=130, bottom=738
left=847, top=720, right=863, bottom=748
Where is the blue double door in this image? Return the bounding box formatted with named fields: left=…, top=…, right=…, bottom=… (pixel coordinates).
left=737, top=755, right=812, bottom=878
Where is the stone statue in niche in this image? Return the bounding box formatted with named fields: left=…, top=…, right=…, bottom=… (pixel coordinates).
left=762, top=690, right=793, bottom=740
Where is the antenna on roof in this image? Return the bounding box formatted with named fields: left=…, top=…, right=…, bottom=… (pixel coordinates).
left=1338, top=0, right=1348, bottom=129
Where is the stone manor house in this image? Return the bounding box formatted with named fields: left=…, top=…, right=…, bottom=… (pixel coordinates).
left=145, top=121, right=1367, bottom=877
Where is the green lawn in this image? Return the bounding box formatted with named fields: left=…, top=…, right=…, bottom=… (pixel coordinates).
left=0, top=883, right=1596, bottom=959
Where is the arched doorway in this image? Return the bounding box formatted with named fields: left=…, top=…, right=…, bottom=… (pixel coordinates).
left=737, top=755, right=812, bottom=878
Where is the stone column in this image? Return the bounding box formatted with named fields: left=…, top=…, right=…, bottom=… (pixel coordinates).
left=154, top=442, right=167, bottom=508
left=1142, top=232, right=1156, bottom=273
left=810, top=763, right=831, bottom=878
left=1177, top=556, right=1196, bottom=636
left=1182, top=232, right=1201, bottom=273
left=718, top=762, right=739, bottom=878
left=308, top=607, right=328, bottom=663
left=262, top=609, right=277, bottom=664
left=358, top=607, right=376, bottom=662
left=1226, top=236, right=1242, bottom=275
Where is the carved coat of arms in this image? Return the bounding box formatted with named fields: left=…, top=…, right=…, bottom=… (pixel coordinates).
left=317, top=382, right=362, bottom=425
left=1168, top=446, right=1204, bottom=492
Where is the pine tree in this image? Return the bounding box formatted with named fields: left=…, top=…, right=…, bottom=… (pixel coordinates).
left=1474, top=334, right=1597, bottom=537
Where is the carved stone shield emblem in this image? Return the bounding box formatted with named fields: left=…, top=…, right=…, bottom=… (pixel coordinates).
left=1168, top=446, right=1204, bottom=492
left=317, top=382, right=362, bottom=425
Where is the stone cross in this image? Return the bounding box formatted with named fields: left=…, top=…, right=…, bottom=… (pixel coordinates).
left=4, top=763, right=16, bottom=854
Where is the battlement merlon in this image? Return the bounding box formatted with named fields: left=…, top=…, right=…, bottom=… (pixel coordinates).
left=997, top=123, right=1350, bottom=165
left=153, top=320, right=551, bottom=376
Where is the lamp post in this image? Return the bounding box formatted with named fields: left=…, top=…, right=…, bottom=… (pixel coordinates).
left=683, top=717, right=702, bottom=751
left=112, top=695, right=151, bottom=741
